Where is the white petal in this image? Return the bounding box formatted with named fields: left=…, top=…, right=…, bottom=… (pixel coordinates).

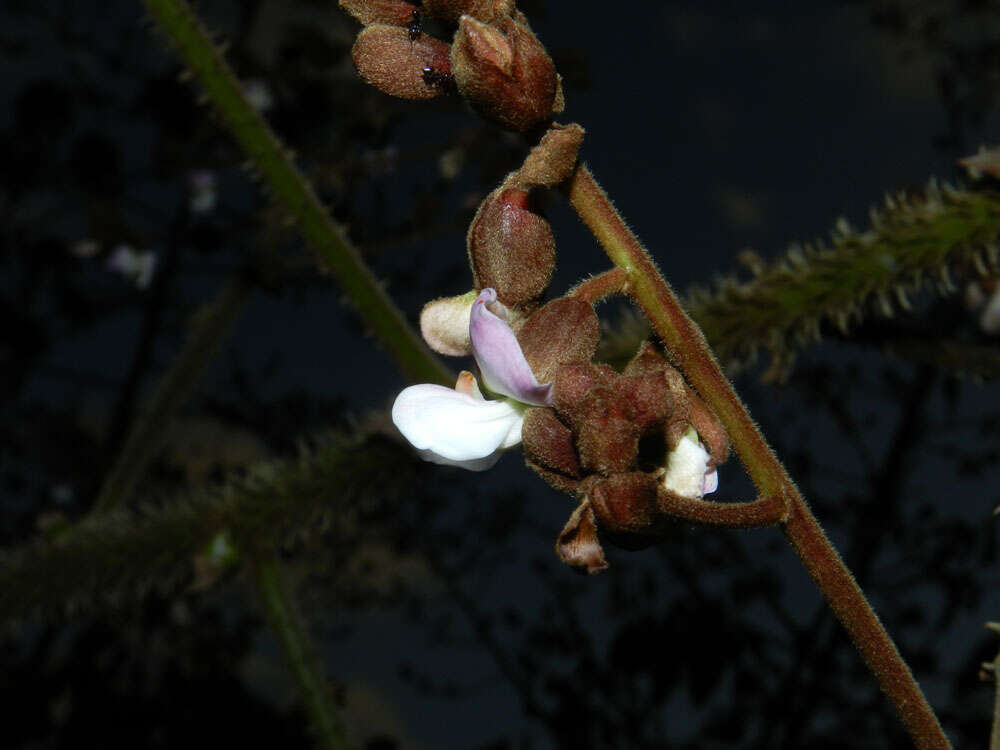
left=702, top=468, right=719, bottom=496
left=661, top=433, right=712, bottom=499
left=980, top=288, right=1000, bottom=335
left=392, top=384, right=524, bottom=471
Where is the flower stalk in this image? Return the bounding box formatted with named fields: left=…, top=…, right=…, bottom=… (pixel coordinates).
left=567, top=163, right=950, bottom=749
left=141, top=0, right=450, bottom=387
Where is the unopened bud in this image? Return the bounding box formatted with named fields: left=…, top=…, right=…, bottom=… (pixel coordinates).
left=468, top=188, right=554, bottom=306
left=451, top=14, right=557, bottom=132
left=517, top=123, right=585, bottom=189
left=573, top=388, right=640, bottom=476
left=588, top=472, right=660, bottom=537
left=685, top=392, right=730, bottom=466
left=424, top=0, right=513, bottom=25
left=352, top=24, right=453, bottom=100
left=522, top=407, right=582, bottom=480
left=420, top=290, right=477, bottom=356
left=340, top=0, right=419, bottom=27
left=516, top=297, right=600, bottom=383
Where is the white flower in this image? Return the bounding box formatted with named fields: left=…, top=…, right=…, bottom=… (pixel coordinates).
left=188, top=170, right=217, bottom=215
left=107, top=245, right=156, bottom=289
left=392, top=288, right=552, bottom=471
left=660, top=429, right=719, bottom=500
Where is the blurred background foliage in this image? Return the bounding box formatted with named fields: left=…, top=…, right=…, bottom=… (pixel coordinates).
left=1, top=0, right=999, bottom=748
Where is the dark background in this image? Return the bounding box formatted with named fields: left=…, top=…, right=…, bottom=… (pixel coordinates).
left=1, top=0, right=999, bottom=747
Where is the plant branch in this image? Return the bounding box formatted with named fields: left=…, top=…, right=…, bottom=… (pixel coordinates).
left=568, top=268, right=627, bottom=305
left=94, top=275, right=252, bottom=513
left=657, top=493, right=787, bottom=528
left=254, top=554, right=350, bottom=750
left=567, top=163, right=950, bottom=749
left=139, top=0, right=450, bottom=386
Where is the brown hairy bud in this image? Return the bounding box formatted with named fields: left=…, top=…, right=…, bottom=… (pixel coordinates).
left=340, top=0, right=419, bottom=27
left=588, top=472, right=660, bottom=536
left=522, top=407, right=581, bottom=478
left=352, top=25, right=453, bottom=100
left=574, top=388, right=640, bottom=475
left=622, top=340, right=668, bottom=376
left=516, top=298, right=601, bottom=382
left=468, top=188, right=554, bottom=306
left=517, top=123, right=585, bottom=189
left=551, top=362, right=616, bottom=424
left=451, top=14, right=557, bottom=132
left=686, top=391, right=730, bottom=466
left=556, top=500, right=607, bottom=574
left=424, top=0, right=513, bottom=25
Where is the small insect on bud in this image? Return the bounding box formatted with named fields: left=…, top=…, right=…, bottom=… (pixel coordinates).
left=352, top=24, right=453, bottom=100
left=450, top=13, right=558, bottom=132
left=467, top=188, right=555, bottom=307
left=340, top=0, right=420, bottom=27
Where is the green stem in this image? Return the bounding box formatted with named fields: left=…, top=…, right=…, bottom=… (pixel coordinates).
left=94, top=276, right=251, bottom=513
left=567, top=164, right=950, bottom=750
left=254, top=554, right=351, bottom=750
left=140, top=0, right=450, bottom=387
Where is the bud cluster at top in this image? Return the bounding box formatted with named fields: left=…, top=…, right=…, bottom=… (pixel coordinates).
left=343, top=0, right=562, bottom=132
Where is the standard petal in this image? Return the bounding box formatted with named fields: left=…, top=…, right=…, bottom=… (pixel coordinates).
left=392, top=383, right=524, bottom=470
left=660, top=432, right=713, bottom=500
left=469, top=288, right=553, bottom=406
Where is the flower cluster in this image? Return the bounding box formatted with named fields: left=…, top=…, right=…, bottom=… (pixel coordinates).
left=342, top=0, right=562, bottom=132
left=345, top=1, right=733, bottom=570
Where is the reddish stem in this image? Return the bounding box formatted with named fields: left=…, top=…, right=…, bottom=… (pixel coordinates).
left=657, top=493, right=787, bottom=528
left=567, top=163, right=950, bottom=750
left=568, top=268, right=627, bottom=305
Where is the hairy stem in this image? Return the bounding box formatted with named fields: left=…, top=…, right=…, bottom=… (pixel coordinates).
left=140, top=0, right=449, bottom=386
left=657, top=493, right=787, bottom=527
left=568, top=267, right=627, bottom=305
left=254, top=555, right=350, bottom=750
left=94, top=276, right=251, bottom=513
left=567, top=164, right=949, bottom=749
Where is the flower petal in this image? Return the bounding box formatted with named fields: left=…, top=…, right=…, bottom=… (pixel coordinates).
left=469, top=288, right=553, bottom=406
left=661, top=431, right=714, bottom=500
left=391, top=383, right=524, bottom=471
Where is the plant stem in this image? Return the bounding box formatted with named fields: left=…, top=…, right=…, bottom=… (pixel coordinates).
left=567, top=164, right=950, bottom=749
left=657, top=493, right=787, bottom=527
left=140, top=0, right=450, bottom=387
left=94, top=276, right=251, bottom=513
left=568, top=268, right=627, bottom=304
left=254, top=554, right=351, bottom=750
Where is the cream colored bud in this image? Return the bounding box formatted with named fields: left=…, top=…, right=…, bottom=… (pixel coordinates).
left=420, top=290, right=478, bottom=356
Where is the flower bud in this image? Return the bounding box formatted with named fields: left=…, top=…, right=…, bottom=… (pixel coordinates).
left=340, top=0, right=419, bottom=27
left=517, top=123, right=585, bottom=189
left=516, top=297, right=600, bottom=383
left=685, top=391, right=730, bottom=466
left=573, top=388, right=640, bottom=475
left=352, top=24, right=453, bottom=100
left=468, top=188, right=554, bottom=306
left=424, top=0, right=513, bottom=25
left=450, top=14, right=557, bottom=132
left=420, top=290, right=477, bottom=356
left=588, top=472, right=660, bottom=537
left=521, top=407, right=582, bottom=480
left=551, top=362, right=616, bottom=424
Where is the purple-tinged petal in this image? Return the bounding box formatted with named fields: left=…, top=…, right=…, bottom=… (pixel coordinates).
left=391, top=382, right=523, bottom=471
left=469, top=288, right=553, bottom=406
